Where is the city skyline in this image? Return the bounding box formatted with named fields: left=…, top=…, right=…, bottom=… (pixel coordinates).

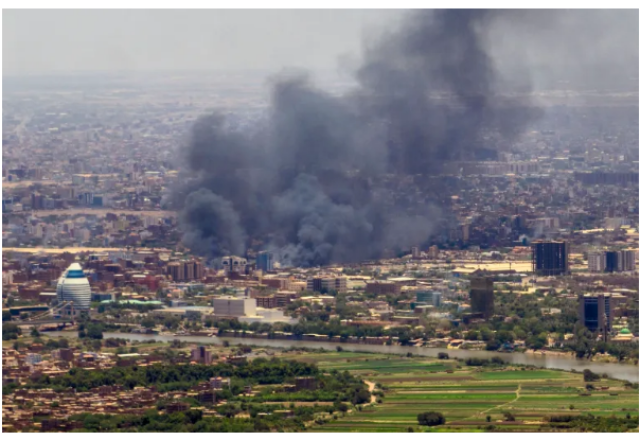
left=2, top=6, right=638, bottom=435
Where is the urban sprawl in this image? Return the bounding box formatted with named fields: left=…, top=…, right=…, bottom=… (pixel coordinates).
left=2, top=72, right=639, bottom=433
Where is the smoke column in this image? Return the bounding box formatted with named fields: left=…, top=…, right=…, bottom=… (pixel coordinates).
left=172, top=10, right=551, bottom=267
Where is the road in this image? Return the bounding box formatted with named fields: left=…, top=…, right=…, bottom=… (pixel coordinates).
left=480, top=383, right=522, bottom=415
left=364, top=380, right=376, bottom=405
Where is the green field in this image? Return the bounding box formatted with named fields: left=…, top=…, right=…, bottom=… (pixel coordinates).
left=280, top=351, right=639, bottom=432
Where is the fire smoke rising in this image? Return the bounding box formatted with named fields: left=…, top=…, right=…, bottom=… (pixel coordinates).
left=172, top=10, right=619, bottom=267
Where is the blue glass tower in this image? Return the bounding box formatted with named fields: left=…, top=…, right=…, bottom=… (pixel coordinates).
left=256, top=251, right=273, bottom=272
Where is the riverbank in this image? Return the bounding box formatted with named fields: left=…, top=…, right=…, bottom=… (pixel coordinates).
left=44, top=330, right=639, bottom=382
left=41, top=327, right=636, bottom=366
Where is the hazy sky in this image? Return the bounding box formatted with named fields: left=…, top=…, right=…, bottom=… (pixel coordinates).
left=3, top=9, right=402, bottom=75
left=3, top=9, right=637, bottom=93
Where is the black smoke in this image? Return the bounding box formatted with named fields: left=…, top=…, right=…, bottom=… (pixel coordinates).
left=173, top=10, right=609, bottom=266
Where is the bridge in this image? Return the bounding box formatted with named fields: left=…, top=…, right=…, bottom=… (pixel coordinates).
left=15, top=301, right=76, bottom=327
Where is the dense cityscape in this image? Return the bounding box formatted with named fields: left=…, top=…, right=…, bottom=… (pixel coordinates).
left=2, top=8, right=639, bottom=434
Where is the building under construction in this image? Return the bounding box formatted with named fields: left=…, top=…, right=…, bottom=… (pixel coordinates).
left=531, top=241, right=570, bottom=276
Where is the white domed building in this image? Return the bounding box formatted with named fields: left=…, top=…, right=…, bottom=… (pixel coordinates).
left=56, top=262, right=91, bottom=315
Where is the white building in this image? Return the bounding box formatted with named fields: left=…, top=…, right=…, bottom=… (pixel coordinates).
left=238, top=308, right=298, bottom=325
left=618, top=249, right=637, bottom=272
left=56, top=263, right=92, bottom=314
left=212, top=296, right=256, bottom=317
left=588, top=252, right=606, bottom=272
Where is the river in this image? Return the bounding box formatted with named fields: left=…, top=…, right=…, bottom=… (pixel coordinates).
left=46, top=331, right=639, bottom=382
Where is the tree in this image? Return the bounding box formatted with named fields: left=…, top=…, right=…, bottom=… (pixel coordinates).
left=336, top=346, right=343, bottom=352
left=30, top=327, right=41, bottom=337
left=583, top=369, right=600, bottom=382
left=141, top=317, right=156, bottom=330
left=417, top=411, right=445, bottom=426
left=91, top=339, right=102, bottom=351
left=466, top=330, right=479, bottom=340
left=495, top=330, right=514, bottom=344
left=2, top=310, right=11, bottom=322
left=352, top=388, right=371, bottom=405
left=86, top=324, right=104, bottom=340
left=486, top=415, right=491, bottom=422
left=437, top=352, right=449, bottom=360
left=2, top=323, right=21, bottom=340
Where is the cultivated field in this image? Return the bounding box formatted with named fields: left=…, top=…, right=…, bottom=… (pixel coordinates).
left=280, top=351, right=639, bottom=432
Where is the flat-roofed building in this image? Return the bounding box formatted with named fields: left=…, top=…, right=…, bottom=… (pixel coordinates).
left=212, top=296, right=257, bottom=317
left=307, top=277, right=347, bottom=294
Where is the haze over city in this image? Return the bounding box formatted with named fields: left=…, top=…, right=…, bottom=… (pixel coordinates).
left=2, top=7, right=639, bottom=435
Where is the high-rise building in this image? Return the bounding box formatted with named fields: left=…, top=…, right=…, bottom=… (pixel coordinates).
left=532, top=241, right=569, bottom=276
left=191, top=346, right=213, bottom=364
left=256, top=251, right=273, bottom=272
left=462, top=224, right=470, bottom=243
left=469, top=277, right=494, bottom=320
left=184, top=261, right=195, bottom=280
left=588, top=252, right=606, bottom=272
left=428, top=246, right=439, bottom=259
left=588, top=250, right=637, bottom=273
left=222, top=256, right=247, bottom=274
left=605, top=251, right=619, bottom=273
left=579, top=294, right=612, bottom=334
left=617, top=250, right=636, bottom=272
left=166, top=261, right=185, bottom=281
left=194, top=260, right=204, bottom=280
left=56, top=263, right=91, bottom=315
left=411, top=246, right=420, bottom=259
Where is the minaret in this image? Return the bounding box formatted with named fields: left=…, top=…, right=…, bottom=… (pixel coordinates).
left=601, top=311, right=608, bottom=343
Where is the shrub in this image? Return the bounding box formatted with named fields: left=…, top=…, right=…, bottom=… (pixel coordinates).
left=546, top=415, right=575, bottom=423
left=417, top=411, right=445, bottom=426
left=503, top=411, right=516, bottom=422
left=437, top=352, right=449, bottom=360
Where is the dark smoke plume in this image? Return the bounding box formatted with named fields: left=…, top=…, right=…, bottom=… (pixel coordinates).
left=172, top=10, right=558, bottom=266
